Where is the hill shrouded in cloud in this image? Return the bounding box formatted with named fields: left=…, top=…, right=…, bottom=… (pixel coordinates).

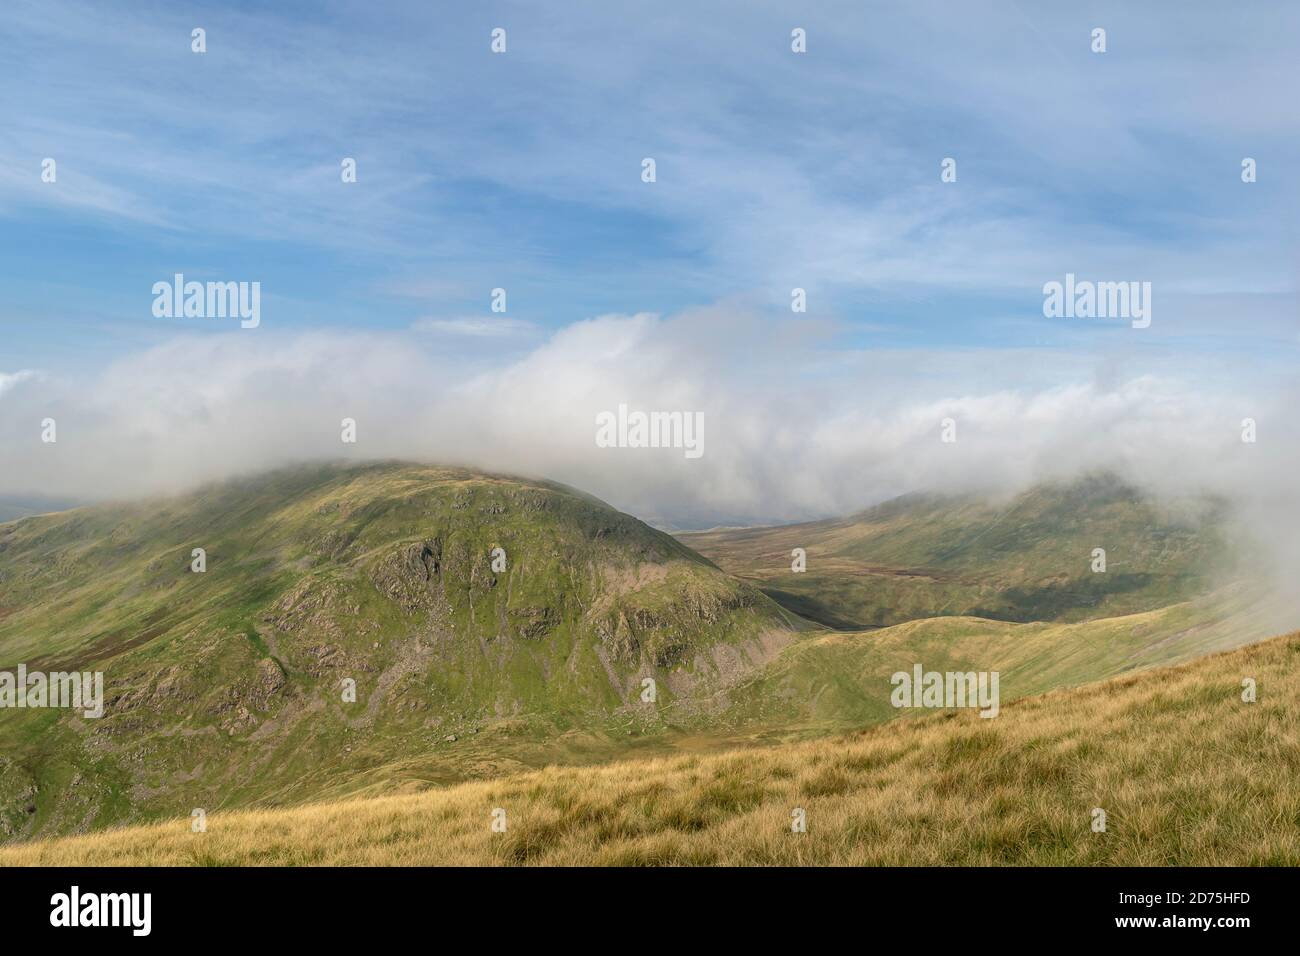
left=0, top=462, right=1279, bottom=843
left=0, top=463, right=798, bottom=840
left=1, top=0, right=1297, bottom=882
left=680, top=473, right=1235, bottom=629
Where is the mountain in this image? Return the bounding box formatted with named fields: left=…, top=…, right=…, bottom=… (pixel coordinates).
left=5, top=630, right=1295, bottom=866
left=0, top=462, right=797, bottom=840
left=0, top=495, right=76, bottom=523
left=0, top=463, right=1275, bottom=845
left=678, top=474, right=1234, bottom=629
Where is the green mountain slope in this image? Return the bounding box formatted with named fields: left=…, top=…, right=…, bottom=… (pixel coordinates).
left=5, top=629, right=1296, bottom=867
left=0, top=462, right=797, bottom=840
left=712, top=582, right=1278, bottom=735
left=0, top=464, right=1273, bottom=847
left=679, top=474, right=1233, bottom=629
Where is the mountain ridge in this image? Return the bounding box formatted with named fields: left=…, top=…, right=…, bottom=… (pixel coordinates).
left=678, top=472, right=1235, bottom=629
left=0, top=462, right=795, bottom=840
left=0, top=462, right=1274, bottom=844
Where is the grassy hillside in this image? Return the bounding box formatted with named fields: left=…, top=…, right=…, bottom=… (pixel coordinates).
left=713, top=582, right=1280, bottom=734
left=0, top=463, right=1278, bottom=849
left=5, top=630, right=1295, bottom=866
left=679, top=474, right=1233, bottom=629
left=0, top=462, right=797, bottom=840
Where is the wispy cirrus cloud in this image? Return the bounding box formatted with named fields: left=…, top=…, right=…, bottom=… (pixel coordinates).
left=412, top=316, right=539, bottom=338
left=1, top=0, right=1295, bottom=368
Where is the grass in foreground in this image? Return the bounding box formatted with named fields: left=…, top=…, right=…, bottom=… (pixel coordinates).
left=3, top=631, right=1296, bottom=866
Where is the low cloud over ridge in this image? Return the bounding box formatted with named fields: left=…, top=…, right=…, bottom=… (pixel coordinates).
left=2, top=306, right=1292, bottom=528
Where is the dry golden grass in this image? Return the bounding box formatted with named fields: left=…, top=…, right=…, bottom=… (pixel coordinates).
left=4, top=632, right=1297, bottom=866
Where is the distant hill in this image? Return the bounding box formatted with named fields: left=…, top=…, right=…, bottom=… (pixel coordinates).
left=5, top=630, right=1295, bottom=866
left=678, top=474, right=1233, bottom=629
left=0, top=495, right=76, bottom=523
left=0, top=464, right=1276, bottom=845
left=0, top=462, right=797, bottom=840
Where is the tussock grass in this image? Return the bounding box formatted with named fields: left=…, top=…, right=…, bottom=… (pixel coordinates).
left=4, top=632, right=1296, bottom=867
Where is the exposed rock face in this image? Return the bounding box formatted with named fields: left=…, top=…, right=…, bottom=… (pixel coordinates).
left=369, top=539, right=444, bottom=612
left=0, top=756, right=38, bottom=838
left=248, top=658, right=287, bottom=710
left=509, top=606, right=557, bottom=640
left=594, top=586, right=758, bottom=668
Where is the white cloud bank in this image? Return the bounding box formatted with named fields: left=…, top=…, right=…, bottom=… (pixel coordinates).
left=6, top=303, right=1300, bottom=628
left=1, top=306, right=1293, bottom=529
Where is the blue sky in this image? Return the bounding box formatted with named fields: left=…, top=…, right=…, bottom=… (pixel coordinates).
left=1, top=1, right=1297, bottom=521
left=3, top=1, right=1296, bottom=365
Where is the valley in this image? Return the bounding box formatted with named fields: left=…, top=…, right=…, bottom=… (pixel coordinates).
left=0, top=462, right=1285, bottom=853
